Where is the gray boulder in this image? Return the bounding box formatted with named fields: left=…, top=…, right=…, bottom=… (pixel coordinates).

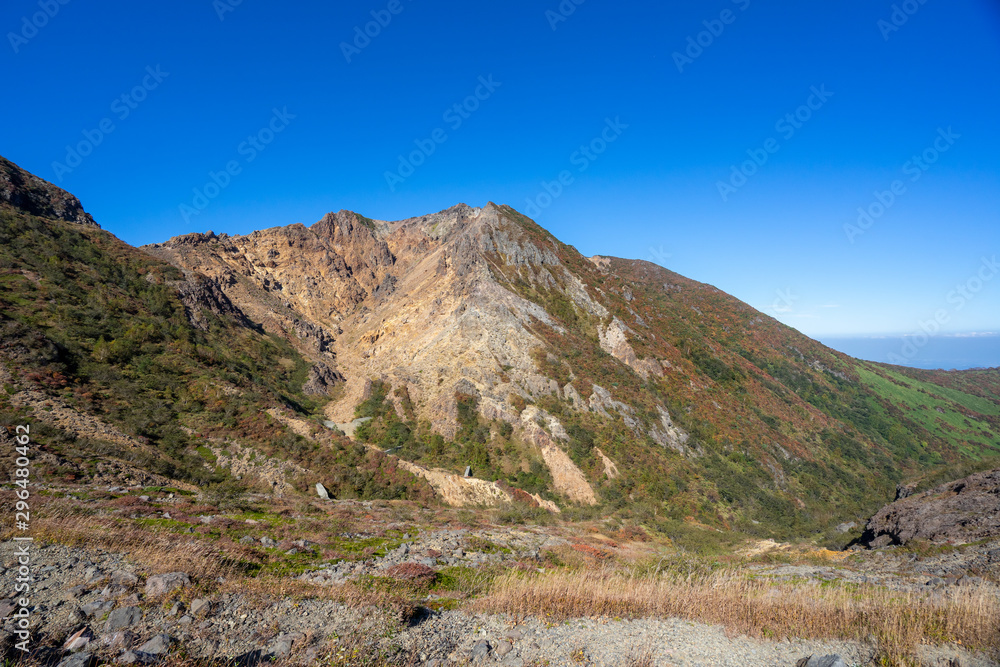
left=110, top=571, right=139, bottom=587
left=56, top=653, right=95, bottom=667
left=144, top=572, right=190, bottom=596
left=105, top=606, right=142, bottom=631
left=190, top=598, right=210, bottom=615
left=316, top=483, right=330, bottom=500
left=797, top=656, right=848, bottom=667
left=861, top=469, right=1000, bottom=548
left=268, top=632, right=303, bottom=658
left=137, top=634, right=173, bottom=656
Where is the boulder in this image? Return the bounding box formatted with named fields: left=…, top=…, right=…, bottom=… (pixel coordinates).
left=110, top=571, right=139, bottom=587
left=63, top=626, right=94, bottom=652
left=316, top=483, right=330, bottom=500
left=861, top=469, right=1000, bottom=548
left=190, top=598, right=210, bottom=616
left=797, top=656, right=848, bottom=667
left=56, top=653, right=96, bottom=667
left=144, top=572, right=190, bottom=596
left=471, top=640, right=491, bottom=660
left=136, top=634, right=173, bottom=656
left=105, top=606, right=142, bottom=631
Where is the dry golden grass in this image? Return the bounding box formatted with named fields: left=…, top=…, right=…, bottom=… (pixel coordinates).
left=476, top=566, right=1000, bottom=665
left=7, top=504, right=256, bottom=581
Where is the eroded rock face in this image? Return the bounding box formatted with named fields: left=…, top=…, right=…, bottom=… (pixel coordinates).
left=142, top=203, right=710, bottom=504
left=0, top=156, right=98, bottom=226
left=173, top=273, right=256, bottom=331
left=860, top=469, right=1000, bottom=548
left=302, top=363, right=345, bottom=396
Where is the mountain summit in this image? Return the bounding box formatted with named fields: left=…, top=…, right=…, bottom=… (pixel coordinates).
left=143, top=197, right=1000, bottom=534
left=1, top=155, right=997, bottom=535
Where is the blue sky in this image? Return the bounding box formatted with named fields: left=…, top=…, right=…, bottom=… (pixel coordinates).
left=2, top=0, right=999, bottom=343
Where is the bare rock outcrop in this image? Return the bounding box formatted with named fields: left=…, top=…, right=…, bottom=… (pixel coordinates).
left=173, top=273, right=256, bottom=331
left=0, top=156, right=98, bottom=226
left=302, top=363, right=345, bottom=396
left=860, top=469, right=1000, bottom=548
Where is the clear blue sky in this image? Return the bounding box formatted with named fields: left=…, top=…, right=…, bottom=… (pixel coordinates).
left=2, top=0, right=998, bottom=340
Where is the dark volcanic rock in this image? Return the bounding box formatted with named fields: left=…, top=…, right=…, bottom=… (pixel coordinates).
left=0, top=156, right=98, bottom=226
left=861, top=469, right=1000, bottom=547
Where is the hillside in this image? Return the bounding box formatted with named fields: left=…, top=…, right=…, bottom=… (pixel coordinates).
left=0, top=157, right=431, bottom=504
left=1, top=155, right=998, bottom=540
left=137, top=186, right=999, bottom=539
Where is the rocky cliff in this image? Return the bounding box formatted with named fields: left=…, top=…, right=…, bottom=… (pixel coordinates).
left=0, top=156, right=97, bottom=226
left=860, top=469, right=1000, bottom=548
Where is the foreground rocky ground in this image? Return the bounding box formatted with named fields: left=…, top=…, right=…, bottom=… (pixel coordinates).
left=2, top=542, right=984, bottom=667
left=0, top=485, right=998, bottom=666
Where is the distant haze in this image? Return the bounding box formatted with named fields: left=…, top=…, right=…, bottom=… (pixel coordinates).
left=820, top=334, right=1000, bottom=371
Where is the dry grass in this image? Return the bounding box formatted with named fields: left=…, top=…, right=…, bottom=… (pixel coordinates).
left=6, top=503, right=258, bottom=581
left=476, top=566, right=1000, bottom=665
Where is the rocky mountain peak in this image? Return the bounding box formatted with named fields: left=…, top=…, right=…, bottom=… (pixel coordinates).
left=0, top=156, right=98, bottom=226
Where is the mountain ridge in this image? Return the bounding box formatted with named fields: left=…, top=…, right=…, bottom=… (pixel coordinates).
left=1, top=154, right=998, bottom=539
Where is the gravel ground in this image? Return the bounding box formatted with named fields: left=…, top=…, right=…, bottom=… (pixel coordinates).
left=0, top=541, right=997, bottom=666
